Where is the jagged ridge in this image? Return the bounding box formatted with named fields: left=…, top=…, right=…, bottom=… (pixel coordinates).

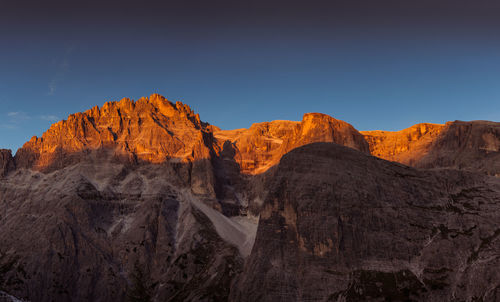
left=2, top=95, right=499, bottom=178
left=0, top=94, right=500, bottom=302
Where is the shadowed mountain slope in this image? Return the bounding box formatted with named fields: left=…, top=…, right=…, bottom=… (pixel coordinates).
left=0, top=157, right=246, bottom=302
left=0, top=149, right=15, bottom=177
left=231, top=143, right=500, bottom=301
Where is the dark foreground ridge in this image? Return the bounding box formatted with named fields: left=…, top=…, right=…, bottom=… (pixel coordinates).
left=232, top=143, right=500, bottom=301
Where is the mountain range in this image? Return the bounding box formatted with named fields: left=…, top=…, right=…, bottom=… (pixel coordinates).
left=0, top=94, right=499, bottom=301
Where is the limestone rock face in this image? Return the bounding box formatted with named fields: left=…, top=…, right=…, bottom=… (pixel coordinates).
left=13, top=94, right=216, bottom=196
left=231, top=143, right=500, bottom=301
left=15, top=94, right=211, bottom=169
left=215, top=113, right=369, bottom=174
left=361, top=123, right=444, bottom=165
left=282, top=113, right=370, bottom=155
left=211, top=113, right=369, bottom=216
left=212, top=113, right=369, bottom=217
left=362, top=121, right=500, bottom=175
left=214, top=120, right=299, bottom=174
left=0, top=149, right=15, bottom=177
left=0, top=159, right=243, bottom=302
left=416, top=121, right=500, bottom=174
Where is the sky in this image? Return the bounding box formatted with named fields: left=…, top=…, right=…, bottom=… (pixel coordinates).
left=1, top=0, right=500, bottom=152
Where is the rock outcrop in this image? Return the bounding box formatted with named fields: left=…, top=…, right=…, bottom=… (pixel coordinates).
left=361, top=123, right=444, bottom=165
left=214, top=120, right=299, bottom=174
left=212, top=113, right=369, bottom=216
left=231, top=143, right=500, bottom=301
left=15, top=94, right=212, bottom=169
left=0, top=159, right=246, bottom=302
left=0, top=149, right=15, bottom=177
left=14, top=94, right=217, bottom=197
left=215, top=113, right=369, bottom=174
left=416, top=121, right=500, bottom=175
left=362, top=121, right=500, bottom=175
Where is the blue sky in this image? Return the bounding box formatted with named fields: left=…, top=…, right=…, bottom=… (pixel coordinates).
left=1, top=0, right=500, bottom=152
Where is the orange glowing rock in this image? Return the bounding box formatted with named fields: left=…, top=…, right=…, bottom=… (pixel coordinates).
left=361, top=123, right=444, bottom=166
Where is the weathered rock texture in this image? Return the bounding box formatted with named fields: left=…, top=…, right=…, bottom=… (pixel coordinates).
left=215, top=113, right=369, bottom=175
left=231, top=143, right=500, bottom=301
left=14, top=94, right=217, bottom=196
left=361, top=123, right=444, bottom=165
left=212, top=113, right=369, bottom=217
left=1, top=94, right=500, bottom=302
left=16, top=94, right=213, bottom=169
left=0, top=158, right=244, bottom=302
left=0, top=149, right=15, bottom=177
left=416, top=121, right=500, bottom=175
left=362, top=120, right=500, bottom=175
left=214, top=120, right=299, bottom=174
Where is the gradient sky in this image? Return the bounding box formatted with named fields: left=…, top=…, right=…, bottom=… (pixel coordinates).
left=1, top=0, right=500, bottom=152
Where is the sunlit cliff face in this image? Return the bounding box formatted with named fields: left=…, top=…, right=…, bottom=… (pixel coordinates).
left=214, top=113, right=369, bottom=175
left=10, top=94, right=370, bottom=176
left=14, top=94, right=215, bottom=172
left=5, top=94, right=500, bottom=178
left=361, top=123, right=445, bottom=165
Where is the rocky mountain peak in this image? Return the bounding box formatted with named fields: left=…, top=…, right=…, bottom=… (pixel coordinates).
left=214, top=112, right=369, bottom=175
left=286, top=112, right=370, bottom=153
left=83, top=94, right=203, bottom=128
left=14, top=94, right=212, bottom=172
